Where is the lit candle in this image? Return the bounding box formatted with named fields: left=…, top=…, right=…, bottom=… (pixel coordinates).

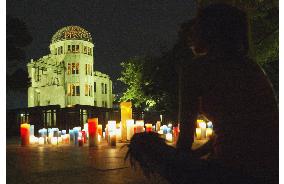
left=196, top=128, right=201, bottom=140
left=84, top=123, right=88, bottom=134
left=73, top=127, right=80, bottom=145
left=206, top=128, right=213, bottom=139
left=78, top=137, right=83, bottom=147
left=29, top=136, right=35, bottom=144
left=39, top=137, right=45, bottom=145
left=88, top=118, right=99, bottom=146
left=69, top=129, right=74, bottom=143
left=207, top=121, right=213, bottom=129
left=20, top=123, right=30, bottom=146
left=110, top=131, right=116, bottom=146
left=51, top=137, right=58, bottom=145
left=30, top=125, right=34, bottom=136
left=98, top=124, right=103, bottom=137
left=173, top=126, right=179, bottom=142
left=116, top=128, right=121, bottom=141
left=103, top=132, right=105, bottom=139
left=58, top=137, right=62, bottom=143
left=156, top=121, right=161, bottom=132
left=199, top=122, right=206, bottom=139
left=126, top=119, right=134, bottom=140
left=62, top=130, right=66, bottom=135
left=82, top=130, right=87, bottom=143
left=135, top=120, right=144, bottom=133
left=65, top=134, right=70, bottom=144
left=161, top=125, right=167, bottom=134
left=98, top=135, right=101, bottom=143
left=166, top=133, right=173, bottom=142
left=145, top=124, right=152, bottom=132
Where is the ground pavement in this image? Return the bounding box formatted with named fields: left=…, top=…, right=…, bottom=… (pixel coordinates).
left=6, top=137, right=170, bottom=184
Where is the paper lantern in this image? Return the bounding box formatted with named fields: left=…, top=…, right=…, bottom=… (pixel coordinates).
left=69, top=129, right=75, bottom=143
left=126, top=119, right=134, bottom=140
left=62, top=130, right=66, bottom=135
left=39, top=137, right=45, bottom=145
left=88, top=118, right=99, bottom=146
left=29, top=136, right=38, bottom=144
left=206, top=128, right=213, bottom=139
left=135, top=120, right=144, bottom=133
left=51, top=137, right=58, bottom=145
left=199, top=122, right=206, bottom=139
left=156, top=121, right=161, bottom=132
left=30, top=125, right=34, bottom=136
left=20, top=123, right=30, bottom=146
left=73, top=127, right=80, bottom=145
left=196, top=128, right=201, bottom=140
left=116, top=128, right=121, bottom=141
left=78, top=137, right=83, bottom=147
left=82, top=130, right=87, bottom=143
left=145, top=124, right=152, bottom=133
left=166, top=133, right=173, bottom=142
left=120, top=102, right=132, bottom=141
left=98, top=135, right=101, bottom=143
left=110, top=131, right=116, bottom=146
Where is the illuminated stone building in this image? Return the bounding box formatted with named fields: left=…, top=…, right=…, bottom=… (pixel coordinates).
left=27, top=26, right=113, bottom=108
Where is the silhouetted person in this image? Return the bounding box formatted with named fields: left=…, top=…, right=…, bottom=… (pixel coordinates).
left=126, top=3, right=278, bottom=184
left=177, top=3, right=278, bottom=184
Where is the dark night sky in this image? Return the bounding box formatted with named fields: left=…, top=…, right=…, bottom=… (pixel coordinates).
left=7, top=0, right=196, bottom=93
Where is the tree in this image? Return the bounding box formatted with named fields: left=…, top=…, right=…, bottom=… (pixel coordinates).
left=118, top=57, right=152, bottom=108
left=7, top=15, right=33, bottom=73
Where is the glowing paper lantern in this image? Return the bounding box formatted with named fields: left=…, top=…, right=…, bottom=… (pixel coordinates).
left=69, top=130, right=75, bottom=143
left=199, top=122, right=206, bottom=139
left=206, top=128, right=213, bottom=139
left=30, top=125, right=34, bottom=136
left=98, top=135, right=101, bottom=143
left=166, top=133, right=173, bottom=142
left=156, top=121, right=161, bottom=132
left=110, top=131, right=116, bottom=146
left=126, top=119, right=134, bottom=140
left=88, top=118, right=99, bottom=147
left=135, top=120, right=144, bottom=133
left=39, top=137, right=45, bottom=145
left=73, top=127, right=80, bottom=145
left=108, top=121, right=116, bottom=132
left=196, top=128, right=201, bottom=140
left=62, top=130, right=66, bottom=135
left=145, top=124, right=152, bottom=133
left=20, top=123, right=30, bottom=146
left=30, top=136, right=38, bottom=144
left=120, top=102, right=132, bottom=141
left=173, top=126, right=179, bottom=142
left=58, top=137, right=63, bottom=143
left=84, top=123, right=88, bottom=133
left=78, top=137, right=83, bottom=147
left=82, top=130, right=87, bottom=143
left=98, top=124, right=103, bottom=137
left=116, top=127, right=121, bottom=141
left=51, top=137, right=58, bottom=145
left=161, top=125, right=168, bottom=134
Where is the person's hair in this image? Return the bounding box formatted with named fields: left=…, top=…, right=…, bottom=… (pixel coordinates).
left=192, top=3, right=249, bottom=56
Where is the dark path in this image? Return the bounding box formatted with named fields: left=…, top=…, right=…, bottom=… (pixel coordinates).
left=7, top=138, right=169, bottom=184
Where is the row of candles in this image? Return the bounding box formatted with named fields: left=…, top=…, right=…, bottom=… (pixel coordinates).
left=196, top=120, right=214, bottom=140
left=20, top=119, right=213, bottom=146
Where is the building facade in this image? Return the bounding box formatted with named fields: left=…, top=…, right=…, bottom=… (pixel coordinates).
left=27, top=26, right=113, bottom=108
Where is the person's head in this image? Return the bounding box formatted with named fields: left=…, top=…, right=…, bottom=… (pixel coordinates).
left=191, top=3, right=249, bottom=57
